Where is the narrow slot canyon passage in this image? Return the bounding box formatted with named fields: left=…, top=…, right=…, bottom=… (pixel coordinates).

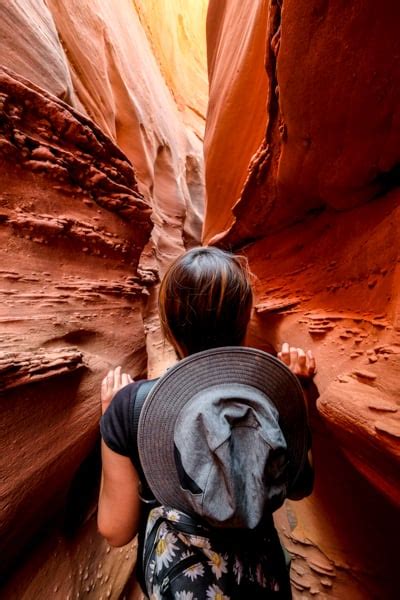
left=0, top=2, right=399, bottom=599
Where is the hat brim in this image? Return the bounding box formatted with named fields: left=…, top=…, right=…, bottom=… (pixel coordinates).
left=138, top=346, right=308, bottom=517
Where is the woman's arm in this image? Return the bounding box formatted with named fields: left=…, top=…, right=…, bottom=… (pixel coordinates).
left=98, top=366, right=140, bottom=547
left=98, top=441, right=141, bottom=546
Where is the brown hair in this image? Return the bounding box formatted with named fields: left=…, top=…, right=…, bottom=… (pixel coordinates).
left=158, top=247, right=253, bottom=358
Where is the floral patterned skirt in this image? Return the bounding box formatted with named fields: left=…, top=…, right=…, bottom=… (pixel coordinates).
left=143, top=506, right=291, bottom=599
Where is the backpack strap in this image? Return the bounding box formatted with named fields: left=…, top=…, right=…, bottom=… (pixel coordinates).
left=132, top=378, right=159, bottom=501
left=131, top=378, right=159, bottom=595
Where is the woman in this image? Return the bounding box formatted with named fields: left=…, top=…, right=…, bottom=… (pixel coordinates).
left=98, top=247, right=315, bottom=598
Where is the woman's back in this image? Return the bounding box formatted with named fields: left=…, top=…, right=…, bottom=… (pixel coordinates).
left=98, top=247, right=315, bottom=599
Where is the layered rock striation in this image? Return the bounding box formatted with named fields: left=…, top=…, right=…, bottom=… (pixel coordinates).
left=0, top=1, right=207, bottom=597
left=0, top=65, right=154, bottom=581
left=2, top=0, right=399, bottom=599
left=205, top=1, right=400, bottom=598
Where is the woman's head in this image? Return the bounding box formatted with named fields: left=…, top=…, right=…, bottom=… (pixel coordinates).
left=158, top=247, right=253, bottom=358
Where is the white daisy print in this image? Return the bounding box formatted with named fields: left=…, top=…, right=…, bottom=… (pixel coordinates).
left=166, top=509, right=181, bottom=522
left=206, top=584, right=230, bottom=600
left=184, top=561, right=205, bottom=581
left=155, top=530, right=179, bottom=572
left=175, top=592, right=197, bottom=600
left=204, top=550, right=228, bottom=579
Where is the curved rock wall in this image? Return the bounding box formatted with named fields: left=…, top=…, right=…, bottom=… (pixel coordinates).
left=0, top=1, right=81, bottom=108
left=0, top=1, right=207, bottom=597
left=0, top=65, right=153, bottom=590
left=44, top=0, right=206, bottom=269
left=2, top=0, right=398, bottom=598
left=205, top=0, right=400, bottom=247
left=205, top=1, right=400, bottom=598
left=41, top=0, right=208, bottom=377
left=203, top=0, right=269, bottom=243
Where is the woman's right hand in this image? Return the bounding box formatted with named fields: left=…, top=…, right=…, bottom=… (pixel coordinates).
left=101, top=366, right=133, bottom=414
left=278, top=342, right=316, bottom=380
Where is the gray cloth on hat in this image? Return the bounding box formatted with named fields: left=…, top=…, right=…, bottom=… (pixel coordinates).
left=174, top=383, right=288, bottom=528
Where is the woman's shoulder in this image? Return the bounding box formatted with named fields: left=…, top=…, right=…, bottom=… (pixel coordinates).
left=100, top=380, right=145, bottom=457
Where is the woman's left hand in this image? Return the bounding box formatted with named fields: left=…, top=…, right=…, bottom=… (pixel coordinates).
left=278, top=342, right=316, bottom=380
left=101, top=366, right=133, bottom=414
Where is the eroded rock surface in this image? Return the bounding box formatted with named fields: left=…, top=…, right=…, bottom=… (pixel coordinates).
left=2, top=0, right=399, bottom=599
left=1, top=1, right=207, bottom=596
left=205, top=1, right=400, bottom=598
left=45, top=0, right=206, bottom=274
left=203, top=0, right=269, bottom=243
left=0, top=0, right=81, bottom=108
left=0, top=67, right=154, bottom=583
left=205, top=0, right=400, bottom=247
left=133, top=0, right=208, bottom=139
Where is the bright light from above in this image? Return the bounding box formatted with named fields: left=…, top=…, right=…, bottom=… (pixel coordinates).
left=132, top=0, right=209, bottom=136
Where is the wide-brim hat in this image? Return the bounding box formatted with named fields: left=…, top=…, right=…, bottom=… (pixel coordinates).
left=138, top=346, right=308, bottom=528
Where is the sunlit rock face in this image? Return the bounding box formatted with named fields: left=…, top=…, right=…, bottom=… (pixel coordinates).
left=44, top=0, right=206, bottom=271
left=205, top=1, right=399, bottom=598
left=133, top=0, right=208, bottom=139
left=0, top=1, right=207, bottom=597
left=43, top=0, right=208, bottom=376
left=0, top=1, right=81, bottom=108
left=203, top=0, right=269, bottom=243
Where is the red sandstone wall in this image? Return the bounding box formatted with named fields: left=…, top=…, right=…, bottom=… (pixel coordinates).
left=0, top=66, right=153, bottom=596
left=0, top=1, right=207, bottom=597
left=2, top=0, right=399, bottom=598
left=205, top=1, right=400, bottom=598
left=43, top=0, right=206, bottom=271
